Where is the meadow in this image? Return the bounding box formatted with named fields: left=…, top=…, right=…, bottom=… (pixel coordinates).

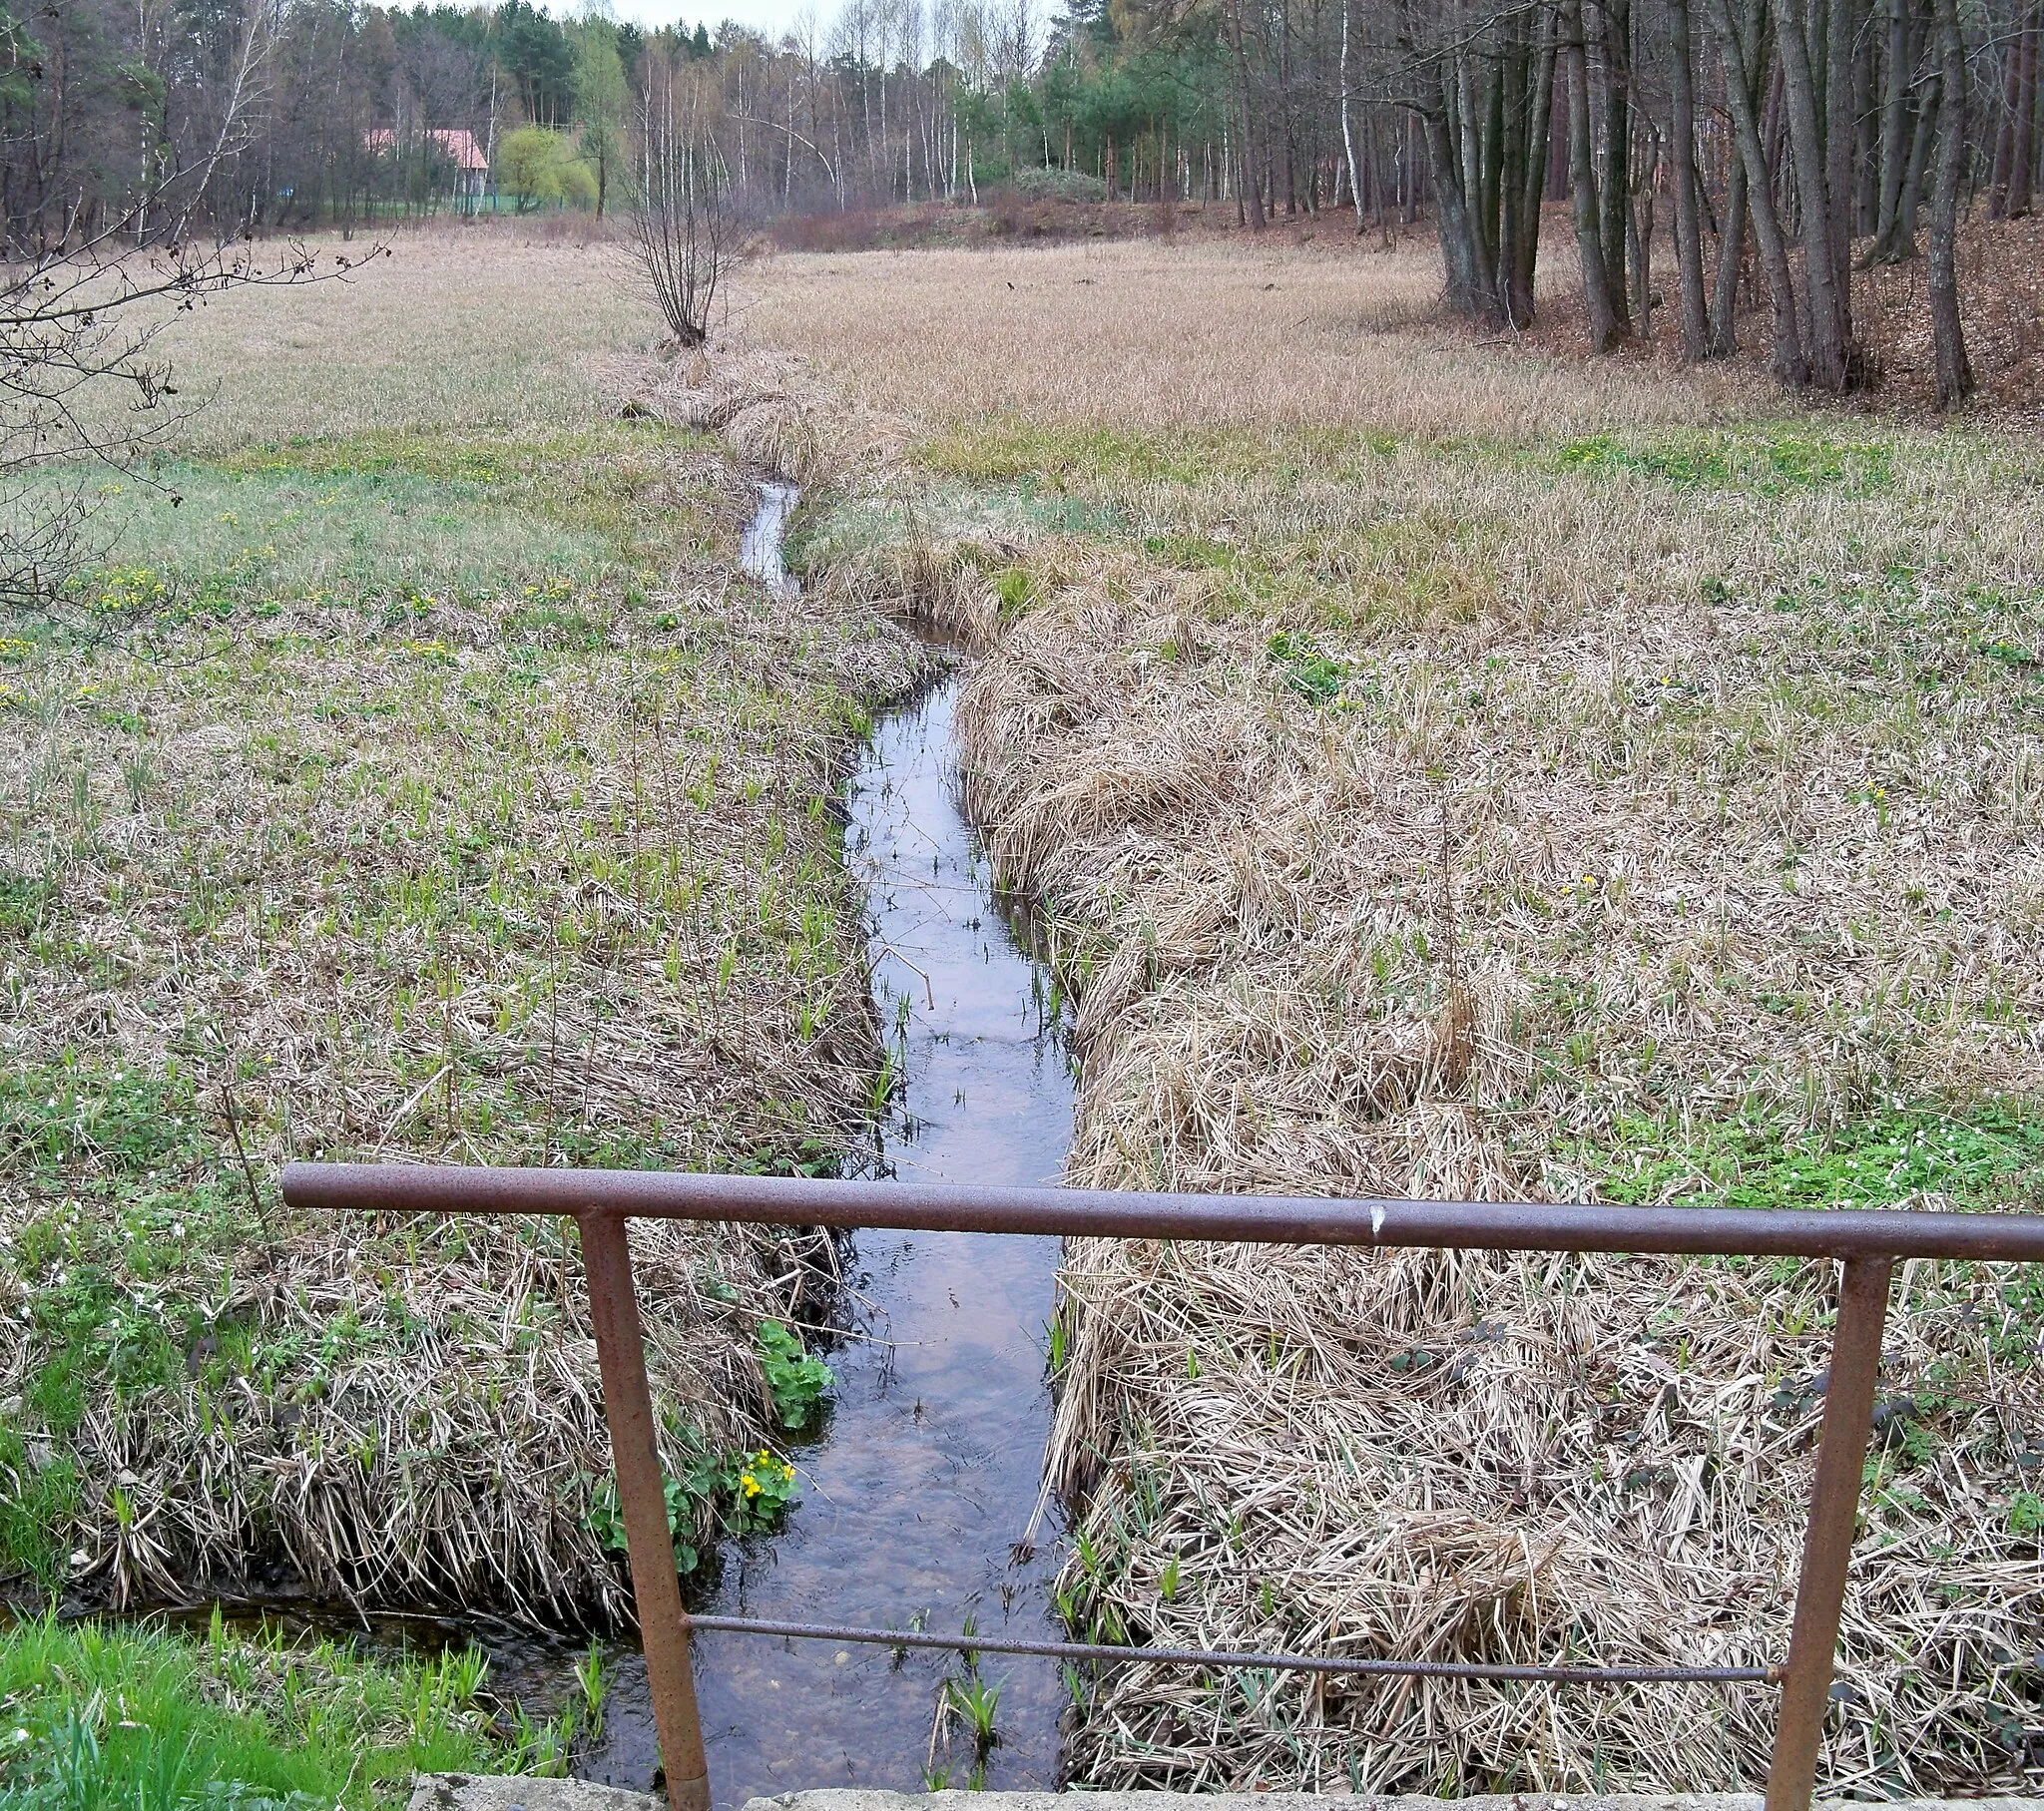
left=725, top=232, right=2044, bottom=1796
left=0, top=231, right=908, bottom=1646
left=5, top=220, right=2042, bottom=1804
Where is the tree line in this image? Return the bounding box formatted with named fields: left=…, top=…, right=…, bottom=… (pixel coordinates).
left=4, top=0, right=2039, bottom=401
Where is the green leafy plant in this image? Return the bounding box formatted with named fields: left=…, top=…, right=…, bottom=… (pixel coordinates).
left=730, top=1447, right=800, bottom=1532
left=756, top=1320, right=833, bottom=1431
left=993, top=566, right=1033, bottom=620
left=572, top=1643, right=607, bottom=1742
left=1266, top=630, right=1348, bottom=704
left=0, top=1426, right=83, bottom=1588
left=585, top=1463, right=712, bottom=1574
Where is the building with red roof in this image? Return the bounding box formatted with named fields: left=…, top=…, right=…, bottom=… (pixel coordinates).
left=365, top=128, right=490, bottom=207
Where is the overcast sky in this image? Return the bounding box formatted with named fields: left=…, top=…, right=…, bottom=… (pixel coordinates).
left=608, top=0, right=812, bottom=42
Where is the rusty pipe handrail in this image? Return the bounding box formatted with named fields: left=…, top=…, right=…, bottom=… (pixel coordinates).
left=687, top=1612, right=1779, bottom=1683
left=280, top=1162, right=2044, bottom=1262
left=278, top=1161, right=2044, bottom=1811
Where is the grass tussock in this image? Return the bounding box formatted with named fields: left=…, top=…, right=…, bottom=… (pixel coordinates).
left=957, top=513, right=2044, bottom=1799
left=741, top=237, right=2044, bottom=1795
left=2, top=240, right=919, bottom=1622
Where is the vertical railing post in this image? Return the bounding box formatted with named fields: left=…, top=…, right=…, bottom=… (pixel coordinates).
left=580, top=1210, right=712, bottom=1811
left=1764, top=1253, right=1893, bottom=1811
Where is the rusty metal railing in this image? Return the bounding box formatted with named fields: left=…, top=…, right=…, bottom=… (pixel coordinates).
left=278, top=1163, right=2044, bottom=1811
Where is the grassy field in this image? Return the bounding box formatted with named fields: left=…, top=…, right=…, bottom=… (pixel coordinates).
left=10, top=221, right=2043, bottom=1799
left=0, top=229, right=910, bottom=1625
left=730, top=234, right=2044, bottom=1796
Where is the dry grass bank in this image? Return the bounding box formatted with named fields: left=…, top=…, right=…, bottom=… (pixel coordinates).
left=736, top=236, right=2044, bottom=1795
left=0, top=236, right=914, bottom=1618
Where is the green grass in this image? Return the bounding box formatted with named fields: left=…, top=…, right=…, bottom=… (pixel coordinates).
left=918, top=418, right=1397, bottom=487
left=0, top=1614, right=564, bottom=1811
left=1584, top=1101, right=2044, bottom=1216
left=1551, top=424, right=1897, bottom=496
left=36, top=424, right=720, bottom=639
left=0, top=1437, right=80, bottom=1594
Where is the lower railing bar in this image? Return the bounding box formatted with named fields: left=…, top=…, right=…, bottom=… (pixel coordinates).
left=688, top=1613, right=1778, bottom=1684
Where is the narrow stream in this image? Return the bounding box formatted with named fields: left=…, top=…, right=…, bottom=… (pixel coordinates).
left=576, top=482, right=1076, bottom=1802
left=100, top=482, right=1075, bottom=1806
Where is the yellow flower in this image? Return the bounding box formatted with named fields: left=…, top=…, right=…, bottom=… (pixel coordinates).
left=741, top=1475, right=761, bottom=1498
left=781, top=1465, right=794, bottom=1483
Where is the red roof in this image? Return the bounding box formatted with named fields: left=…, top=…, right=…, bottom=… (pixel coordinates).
left=365, top=127, right=489, bottom=172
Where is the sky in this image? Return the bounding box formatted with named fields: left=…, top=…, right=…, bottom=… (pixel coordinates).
left=608, top=0, right=812, bottom=42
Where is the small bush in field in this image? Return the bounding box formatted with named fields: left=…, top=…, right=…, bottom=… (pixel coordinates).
left=1012, top=167, right=1108, bottom=204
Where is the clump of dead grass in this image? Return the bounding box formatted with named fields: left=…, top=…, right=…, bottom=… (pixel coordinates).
left=624, top=343, right=909, bottom=488
left=947, top=528, right=2044, bottom=1791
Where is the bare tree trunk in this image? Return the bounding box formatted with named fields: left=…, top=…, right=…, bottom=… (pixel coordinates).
left=1896, top=50, right=1939, bottom=250
left=2008, top=3, right=2041, bottom=216
left=1710, top=0, right=1811, bottom=380
left=1927, top=0, right=1972, bottom=404
left=1854, top=8, right=1880, bottom=230
left=1340, top=0, right=1365, bottom=228
left=1593, top=0, right=1635, bottom=331
left=1710, top=142, right=1751, bottom=351
left=1823, top=0, right=1857, bottom=299
left=1670, top=0, right=1713, bottom=358
left=1988, top=2, right=2025, bottom=214
left=1230, top=0, right=1266, bottom=228
left=1511, top=15, right=1557, bottom=323
left=1423, top=103, right=1493, bottom=319
left=1774, top=0, right=1851, bottom=384
left=1564, top=0, right=1625, bottom=348
left=1709, top=0, right=1766, bottom=352
left=1869, top=0, right=1914, bottom=253
left=1628, top=124, right=1657, bottom=337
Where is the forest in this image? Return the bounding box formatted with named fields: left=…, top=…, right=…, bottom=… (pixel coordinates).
left=8, top=0, right=2042, bottom=402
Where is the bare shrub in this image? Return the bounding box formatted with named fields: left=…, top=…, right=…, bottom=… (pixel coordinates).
left=630, top=78, right=743, bottom=349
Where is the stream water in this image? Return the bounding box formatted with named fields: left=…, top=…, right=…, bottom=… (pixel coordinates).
left=104, top=482, right=1073, bottom=1804
left=571, top=483, right=1076, bottom=1802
